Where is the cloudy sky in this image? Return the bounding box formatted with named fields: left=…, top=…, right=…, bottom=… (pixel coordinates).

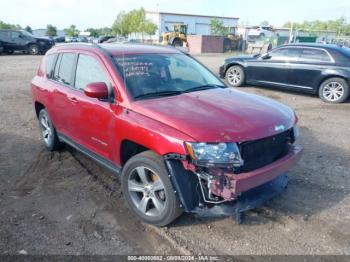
left=1, top=0, right=349, bottom=30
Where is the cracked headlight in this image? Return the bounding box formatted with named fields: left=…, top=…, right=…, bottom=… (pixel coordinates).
left=185, top=142, right=243, bottom=167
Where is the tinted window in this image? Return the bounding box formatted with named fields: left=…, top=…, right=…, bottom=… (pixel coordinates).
left=0, top=31, right=9, bottom=40
left=53, top=53, right=76, bottom=85
left=300, top=48, right=332, bottom=62
left=269, top=48, right=301, bottom=61
left=45, top=54, right=56, bottom=78
left=74, top=54, right=109, bottom=91
left=10, top=31, right=21, bottom=39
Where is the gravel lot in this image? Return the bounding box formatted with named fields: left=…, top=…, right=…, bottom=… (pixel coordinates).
left=0, top=54, right=349, bottom=255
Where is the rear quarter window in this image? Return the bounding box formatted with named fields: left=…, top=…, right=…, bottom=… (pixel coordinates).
left=300, top=48, right=332, bottom=63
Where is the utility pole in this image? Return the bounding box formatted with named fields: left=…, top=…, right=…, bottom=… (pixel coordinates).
left=289, top=22, right=294, bottom=43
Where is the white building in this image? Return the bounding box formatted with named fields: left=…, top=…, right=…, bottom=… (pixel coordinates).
left=145, top=11, right=239, bottom=41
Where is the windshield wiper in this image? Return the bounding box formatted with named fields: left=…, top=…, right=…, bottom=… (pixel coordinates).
left=134, top=90, right=183, bottom=100
left=184, top=84, right=225, bottom=93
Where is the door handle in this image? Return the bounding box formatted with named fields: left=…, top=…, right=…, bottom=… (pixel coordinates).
left=68, top=96, right=78, bottom=103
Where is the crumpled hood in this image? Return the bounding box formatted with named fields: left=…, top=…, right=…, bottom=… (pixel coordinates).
left=132, top=88, right=296, bottom=143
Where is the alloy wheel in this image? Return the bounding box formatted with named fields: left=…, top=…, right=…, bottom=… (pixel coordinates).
left=40, top=114, right=52, bottom=145
left=323, top=81, right=344, bottom=102
left=227, top=67, right=242, bottom=86
left=127, top=166, right=166, bottom=217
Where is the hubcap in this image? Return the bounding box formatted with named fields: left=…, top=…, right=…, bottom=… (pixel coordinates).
left=227, top=68, right=242, bottom=85
left=31, top=46, right=38, bottom=54
left=323, top=82, right=344, bottom=102
left=128, top=166, right=166, bottom=217
left=40, top=115, right=52, bottom=145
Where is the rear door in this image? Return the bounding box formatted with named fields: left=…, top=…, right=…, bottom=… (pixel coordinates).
left=49, top=52, right=79, bottom=138
left=0, top=31, right=11, bottom=50
left=287, top=47, right=334, bottom=90
left=9, top=31, right=26, bottom=50
left=246, top=47, right=301, bottom=85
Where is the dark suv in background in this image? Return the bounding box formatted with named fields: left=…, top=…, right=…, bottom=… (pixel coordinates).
left=0, top=29, right=54, bottom=55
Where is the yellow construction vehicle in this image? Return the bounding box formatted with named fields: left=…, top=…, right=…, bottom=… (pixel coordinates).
left=162, top=24, right=188, bottom=47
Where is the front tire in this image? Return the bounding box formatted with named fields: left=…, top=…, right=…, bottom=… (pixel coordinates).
left=225, top=65, right=245, bottom=87
left=38, top=109, right=62, bottom=151
left=28, top=44, right=39, bottom=55
left=121, top=151, right=183, bottom=226
left=319, top=77, right=349, bottom=103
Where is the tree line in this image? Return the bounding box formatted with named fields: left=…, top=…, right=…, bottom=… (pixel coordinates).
left=282, top=17, right=350, bottom=35
left=0, top=7, right=157, bottom=38
left=3, top=13, right=350, bottom=38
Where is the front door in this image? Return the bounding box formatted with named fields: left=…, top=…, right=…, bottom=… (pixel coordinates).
left=71, top=53, right=116, bottom=161
left=246, top=47, right=301, bottom=86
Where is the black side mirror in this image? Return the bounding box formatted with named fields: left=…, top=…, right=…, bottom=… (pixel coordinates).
left=261, top=53, right=271, bottom=59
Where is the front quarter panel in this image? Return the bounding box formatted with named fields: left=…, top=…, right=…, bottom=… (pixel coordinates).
left=110, top=108, right=195, bottom=166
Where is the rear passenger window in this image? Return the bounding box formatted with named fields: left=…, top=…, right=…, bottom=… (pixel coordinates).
left=74, top=54, right=109, bottom=91
left=45, top=54, right=56, bottom=78
left=300, top=48, right=332, bottom=62
left=53, top=53, right=76, bottom=85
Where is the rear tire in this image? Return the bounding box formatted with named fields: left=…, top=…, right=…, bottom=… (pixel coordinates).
left=319, top=77, right=349, bottom=103
left=121, top=151, right=183, bottom=226
left=225, top=65, right=245, bottom=87
left=28, top=44, right=39, bottom=55
left=38, top=109, right=62, bottom=151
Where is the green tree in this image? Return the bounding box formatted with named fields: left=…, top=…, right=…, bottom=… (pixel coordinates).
left=282, top=17, right=350, bottom=35
left=64, top=25, right=79, bottom=37
left=0, top=20, right=21, bottom=29
left=260, top=20, right=270, bottom=26
left=46, top=24, right=57, bottom=37
left=210, top=19, right=228, bottom=36
left=112, top=8, right=157, bottom=37
left=24, top=25, right=32, bottom=33
left=86, top=28, right=99, bottom=37
left=99, top=27, right=112, bottom=36
left=141, top=21, right=157, bottom=36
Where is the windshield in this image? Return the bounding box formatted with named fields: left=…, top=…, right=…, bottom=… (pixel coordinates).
left=113, top=53, right=224, bottom=100
left=21, top=30, right=34, bottom=38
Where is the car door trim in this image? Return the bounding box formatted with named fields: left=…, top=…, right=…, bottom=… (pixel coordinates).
left=57, top=132, right=121, bottom=175
left=258, top=80, right=314, bottom=90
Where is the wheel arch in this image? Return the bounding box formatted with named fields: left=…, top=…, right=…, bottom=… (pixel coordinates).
left=318, top=74, right=350, bottom=91
left=170, top=37, right=182, bottom=46
left=34, top=101, right=45, bottom=118
left=120, top=139, right=152, bottom=166
left=225, top=62, right=245, bottom=75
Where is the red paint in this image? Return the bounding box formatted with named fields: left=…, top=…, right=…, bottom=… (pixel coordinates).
left=84, top=82, right=109, bottom=99
left=31, top=44, right=302, bottom=197
left=210, top=145, right=303, bottom=200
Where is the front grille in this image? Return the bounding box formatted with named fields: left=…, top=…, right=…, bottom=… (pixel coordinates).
left=239, top=130, right=292, bottom=173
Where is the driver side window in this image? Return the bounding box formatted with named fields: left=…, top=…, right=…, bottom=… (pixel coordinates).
left=74, top=54, right=109, bottom=91
left=269, top=48, right=301, bottom=61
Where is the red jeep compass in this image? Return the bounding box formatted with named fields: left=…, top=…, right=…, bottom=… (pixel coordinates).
left=31, top=43, right=303, bottom=226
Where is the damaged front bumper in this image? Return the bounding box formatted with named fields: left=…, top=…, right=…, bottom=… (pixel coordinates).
left=165, top=145, right=303, bottom=221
